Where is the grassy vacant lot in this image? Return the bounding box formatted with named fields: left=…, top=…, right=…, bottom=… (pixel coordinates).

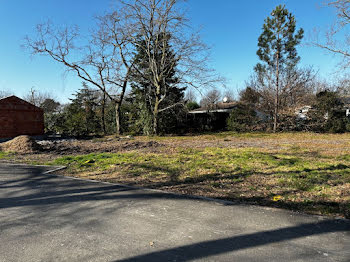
left=2, top=132, right=350, bottom=218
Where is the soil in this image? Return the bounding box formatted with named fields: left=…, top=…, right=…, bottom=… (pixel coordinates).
left=7, top=132, right=350, bottom=157
left=37, top=138, right=164, bottom=155
left=0, top=136, right=42, bottom=153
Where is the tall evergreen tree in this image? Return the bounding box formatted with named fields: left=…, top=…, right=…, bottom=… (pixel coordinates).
left=130, top=33, right=185, bottom=135
left=66, top=83, right=101, bottom=136
left=256, top=5, right=304, bottom=132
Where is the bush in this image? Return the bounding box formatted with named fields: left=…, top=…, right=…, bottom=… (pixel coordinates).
left=186, top=101, right=200, bottom=111
left=227, top=103, right=258, bottom=132
left=278, top=114, right=299, bottom=131
left=326, top=117, right=347, bottom=133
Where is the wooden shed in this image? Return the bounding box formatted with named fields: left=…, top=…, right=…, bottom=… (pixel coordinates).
left=0, top=96, right=44, bottom=138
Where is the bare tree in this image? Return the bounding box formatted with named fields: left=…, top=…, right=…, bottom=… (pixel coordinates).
left=312, top=0, right=350, bottom=70
left=248, top=67, right=315, bottom=119
left=279, top=67, right=316, bottom=112
left=22, top=87, right=56, bottom=107
left=0, top=90, right=13, bottom=99
left=184, top=88, right=197, bottom=103
left=107, top=0, right=220, bottom=134
left=222, top=89, right=235, bottom=102
left=334, top=76, right=350, bottom=95
left=246, top=75, right=275, bottom=118
left=94, top=13, right=136, bottom=135
left=200, top=89, right=221, bottom=109
left=24, top=21, right=129, bottom=135
left=24, top=0, right=219, bottom=135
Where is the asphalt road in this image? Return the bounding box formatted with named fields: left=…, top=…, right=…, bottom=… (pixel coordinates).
left=0, top=163, right=349, bottom=262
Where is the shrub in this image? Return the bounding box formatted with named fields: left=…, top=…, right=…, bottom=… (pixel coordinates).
left=186, top=101, right=200, bottom=111
left=227, top=103, right=258, bottom=132
left=326, top=117, right=347, bottom=133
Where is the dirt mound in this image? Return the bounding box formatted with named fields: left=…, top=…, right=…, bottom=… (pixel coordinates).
left=0, top=135, right=42, bottom=153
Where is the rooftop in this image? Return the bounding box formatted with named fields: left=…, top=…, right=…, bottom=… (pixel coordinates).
left=189, top=101, right=238, bottom=114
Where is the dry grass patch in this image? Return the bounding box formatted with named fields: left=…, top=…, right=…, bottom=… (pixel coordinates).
left=50, top=144, right=350, bottom=218
left=1, top=132, right=349, bottom=218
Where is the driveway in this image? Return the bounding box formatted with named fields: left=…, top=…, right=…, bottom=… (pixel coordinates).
left=0, top=163, right=349, bottom=262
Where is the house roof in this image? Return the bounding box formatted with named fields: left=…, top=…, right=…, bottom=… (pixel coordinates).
left=0, top=95, right=43, bottom=112
left=189, top=101, right=238, bottom=114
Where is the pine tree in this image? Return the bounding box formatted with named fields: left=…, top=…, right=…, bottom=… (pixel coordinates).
left=256, top=5, right=304, bottom=132
left=130, top=33, right=185, bottom=135
left=66, top=83, right=101, bottom=136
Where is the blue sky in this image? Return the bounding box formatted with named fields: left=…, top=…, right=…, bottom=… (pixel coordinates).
left=0, top=0, right=341, bottom=103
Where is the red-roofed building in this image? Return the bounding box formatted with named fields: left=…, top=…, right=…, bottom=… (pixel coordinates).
left=0, top=96, right=44, bottom=138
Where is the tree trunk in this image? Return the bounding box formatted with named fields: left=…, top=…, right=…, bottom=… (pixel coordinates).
left=113, top=74, right=129, bottom=136
left=101, top=92, right=106, bottom=135
left=153, top=99, right=160, bottom=135
left=114, top=72, right=130, bottom=136
left=153, top=113, right=158, bottom=135
left=273, top=51, right=280, bottom=133
left=115, top=102, right=121, bottom=136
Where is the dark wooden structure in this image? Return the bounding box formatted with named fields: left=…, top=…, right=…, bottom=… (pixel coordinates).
left=0, top=96, right=44, bottom=138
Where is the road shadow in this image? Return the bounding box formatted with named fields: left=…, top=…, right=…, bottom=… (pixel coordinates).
left=114, top=219, right=350, bottom=262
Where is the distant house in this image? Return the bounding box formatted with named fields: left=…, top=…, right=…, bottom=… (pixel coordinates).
left=188, top=99, right=270, bottom=131
left=189, top=101, right=239, bottom=114
left=341, top=97, right=350, bottom=117
left=295, top=97, right=350, bottom=120
left=187, top=100, right=238, bottom=131
left=295, top=106, right=313, bottom=120
left=0, top=96, right=44, bottom=139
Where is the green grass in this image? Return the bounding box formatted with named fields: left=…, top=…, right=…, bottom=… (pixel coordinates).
left=53, top=148, right=346, bottom=185
left=2, top=131, right=350, bottom=218
left=47, top=145, right=350, bottom=217
left=0, top=151, right=15, bottom=159
left=50, top=147, right=350, bottom=182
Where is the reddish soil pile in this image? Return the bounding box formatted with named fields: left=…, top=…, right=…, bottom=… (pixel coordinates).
left=0, top=135, right=42, bottom=153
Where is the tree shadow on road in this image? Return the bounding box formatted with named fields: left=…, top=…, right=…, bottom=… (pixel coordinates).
left=114, top=219, right=350, bottom=262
